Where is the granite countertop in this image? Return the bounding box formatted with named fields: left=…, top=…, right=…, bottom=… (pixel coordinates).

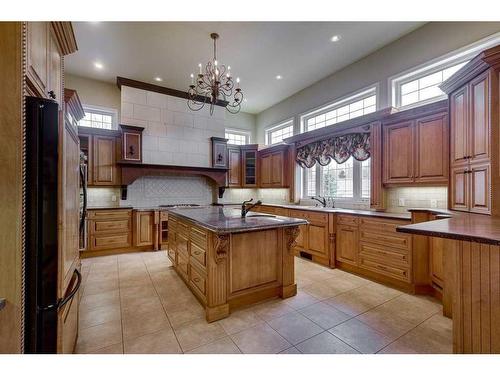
left=167, top=206, right=308, bottom=234
left=87, top=206, right=133, bottom=210
left=397, top=212, right=500, bottom=245
left=218, top=202, right=412, bottom=220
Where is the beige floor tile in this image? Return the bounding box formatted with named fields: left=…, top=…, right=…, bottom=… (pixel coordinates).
left=122, top=309, right=171, bottom=339
left=300, top=282, right=342, bottom=300
left=231, top=323, right=292, bottom=354
left=329, top=318, right=393, bottom=354
left=324, top=286, right=394, bottom=316
left=122, top=296, right=165, bottom=319
left=372, top=294, right=441, bottom=325
left=218, top=308, right=264, bottom=335
left=120, top=284, right=158, bottom=301
left=80, top=290, right=120, bottom=310
left=85, top=343, right=124, bottom=354
left=119, top=275, right=153, bottom=289
left=284, top=290, right=319, bottom=309
left=298, top=302, right=351, bottom=329
left=267, top=311, right=324, bottom=345
left=82, top=279, right=120, bottom=297
left=75, top=320, right=122, bottom=353
left=173, top=319, right=227, bottom=352
left=296, top=331, right=359, bottom=354
left=187, top=337, right=241, bottom=354
left=357, top=308, right=417, bottom=339
left=79, top=304, right=121, bottom=329
left=124, top=328, right=182, bottom=354
left=278, top=346, right=301, bottom=354
left=165, top=300, right=205, bottom=328
left=86, top=273, right=119, bottom=284
left=250, top=299, right=295, bottom=322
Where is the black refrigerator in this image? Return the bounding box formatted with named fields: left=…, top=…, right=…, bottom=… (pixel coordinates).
left=24, top=96, right=81, bottom=353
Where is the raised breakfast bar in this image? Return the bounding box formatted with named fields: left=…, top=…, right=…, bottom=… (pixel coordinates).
left=166, top=207, right=307, bottom=322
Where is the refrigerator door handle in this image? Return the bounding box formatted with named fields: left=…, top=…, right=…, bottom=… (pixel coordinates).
left=57, top=269, right=82, bottom=310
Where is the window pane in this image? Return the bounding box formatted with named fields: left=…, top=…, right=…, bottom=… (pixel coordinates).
left=361, top=158, right=371, bottom=199
left=401, top=91, right=419, bottom=106
left=226, top=131, right=248, bottom=145
left=321, top=157, right=354, bottom=198
left=268, top=123, right=293, bottom=145
left=306, top=168, right=317, bottom=197
left=419, top=71, right=442, bottom=89
left=401, top=80, right=419, bottom=95
left=79, top=110, right=115, bottom=129
left=419, top=85, right=443, bottom=101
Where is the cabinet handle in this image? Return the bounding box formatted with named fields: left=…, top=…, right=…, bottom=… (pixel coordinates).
left=0, top=297, right=6, bottom=311
left=48, top=90, right=56, bottom=99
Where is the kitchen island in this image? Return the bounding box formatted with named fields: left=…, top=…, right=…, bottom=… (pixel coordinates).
left=166, top=206, right=307, bottom=322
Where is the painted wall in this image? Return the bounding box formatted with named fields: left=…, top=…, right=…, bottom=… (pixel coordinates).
left=255, top=22, right=500, bottom=142
left=65, top=74, right=121, bottom=118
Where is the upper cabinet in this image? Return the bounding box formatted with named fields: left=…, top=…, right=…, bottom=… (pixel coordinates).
left=119, top=125, right=144, bottom=163
left=27, top=22, right=49, bottom=98
left=382, top=101, right=449, bottom=186
left=227, top=145, right=242, bottom=187
left=241, top=145, right=258, bottom=187
left=441, top=45, right=500, bottom=215
left=259, top=144, right=289, bottom=188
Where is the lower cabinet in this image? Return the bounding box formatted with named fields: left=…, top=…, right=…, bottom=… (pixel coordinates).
left=133, top=210, right=155, bottom=247
left=336, top=224, right=358, bottom=266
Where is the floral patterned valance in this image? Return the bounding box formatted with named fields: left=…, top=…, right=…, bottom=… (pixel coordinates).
left=296, top=132, right=371, bottom=168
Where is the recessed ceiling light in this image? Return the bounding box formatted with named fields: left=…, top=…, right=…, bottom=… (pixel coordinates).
left=330, top=35, right=341, bottom=42
left=154, top=77, right=163, bottom=82
left=94, top=62, right=103, bottom=69
left=276, top=75, right=282, bottom=80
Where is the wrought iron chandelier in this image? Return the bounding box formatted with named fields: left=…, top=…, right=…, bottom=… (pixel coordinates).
left=187, top=33, right=243, bottom=115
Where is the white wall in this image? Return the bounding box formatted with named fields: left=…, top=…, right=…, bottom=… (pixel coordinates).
left=255, top=22, right=500, bottom=142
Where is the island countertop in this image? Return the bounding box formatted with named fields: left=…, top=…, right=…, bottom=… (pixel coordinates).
left=167, top=206, right=308, bottom=234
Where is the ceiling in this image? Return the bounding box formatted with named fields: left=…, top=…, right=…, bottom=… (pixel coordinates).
left=65, top=22, right=424, bottom=114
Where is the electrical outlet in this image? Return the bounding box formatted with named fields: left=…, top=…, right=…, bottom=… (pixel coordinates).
left=398, top=198, right=406, bottom=207
left=111, top=195, right=117, bottom=202
left=430, top=199, right=437, bottom=208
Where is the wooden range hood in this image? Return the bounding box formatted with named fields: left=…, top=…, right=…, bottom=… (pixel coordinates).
left=118, top=161, right=228, bottom=199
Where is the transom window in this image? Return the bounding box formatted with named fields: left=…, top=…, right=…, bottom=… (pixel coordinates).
left=303, top=157, right=370, bottom=201
left=302, top=87, right=377, bottom=133
left=225, top=129, right=250, bottom=145
left=396, top=61, right=468, bottom=108
left=78, top=106, right=117, bottom=130
left=265, top=120, right=294, bottom=145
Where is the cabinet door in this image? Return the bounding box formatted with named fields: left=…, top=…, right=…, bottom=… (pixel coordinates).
left=26, top=22, right=49, bottom=97
left=48, top=26, right=62, bottom=107
left=469, top=162, right=490, bottom=214
left=228, top=147, right=241, bottom=187
left=450, top=85, right=469, bottom=165
left=450, top=165, right=469, bottom=212
left=307, top=223, right=329, bottom=258
left=415, top=112, right=449, bottom=184
left=430, top=236, right=444, bottom=289
left=92, top=135, right=118, bottom=185
left=134, top=211, right=154, bottom=247
left=260, top=154, right=272, bottom=187
left=469, top=72, right=490, bottom=163
left=242, top=149, right=258, bottom=187
left=295, top=225, right=307, bottom=251
left=271, top=152, right=284, bottom=186
left=383, top=121, right=414, bottom=184
left=122, top=132, right=142, bottom=162
left=336, top=224, right=358, bottom=266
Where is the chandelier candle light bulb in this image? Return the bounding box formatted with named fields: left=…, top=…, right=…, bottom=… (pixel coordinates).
left=187, top=32, right=244, bottom=115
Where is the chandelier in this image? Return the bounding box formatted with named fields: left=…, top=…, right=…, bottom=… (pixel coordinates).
left=187, top=33, right=243, bottom=115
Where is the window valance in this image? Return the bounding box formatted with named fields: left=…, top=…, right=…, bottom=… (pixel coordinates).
left=296, top=132, right=371, bottom=168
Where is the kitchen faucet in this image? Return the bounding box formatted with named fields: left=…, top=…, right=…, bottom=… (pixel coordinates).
left=241, top=198, right=262, bottom=217
left=310, top=196, right=327, bottom=208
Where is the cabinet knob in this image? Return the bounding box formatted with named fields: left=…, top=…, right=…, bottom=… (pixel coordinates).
left=48, top=90, right=56, bottom=99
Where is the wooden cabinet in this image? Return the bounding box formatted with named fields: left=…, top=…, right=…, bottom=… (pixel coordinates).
left=259, top=145, right=289, bottom=188
left=133, top=211, right=155, bottom=247
left=383, top=121, right=414, bottom=184
left=446, top=69, right=494, bottom=215
left=336, top=224, right=358, bottom=266
left=382, top=104, right=449, bottom=186
left=87, top=209, right=132, bottom=253
left=93, top=135, right=120, bottom=186
left=47, top=27, right=62, bottom=106
left=227, top=145, right=241, bottom=187
left=241, top=145, right=258, bottom=187
left=120, top=125, right=144, bottom=163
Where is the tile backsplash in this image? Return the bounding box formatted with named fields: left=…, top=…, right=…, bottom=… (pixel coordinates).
left=120, top=175, right=215, bottom=207
left=386, top=186, right=448, bottom=213
left=218, top=188, right=290, bottom=205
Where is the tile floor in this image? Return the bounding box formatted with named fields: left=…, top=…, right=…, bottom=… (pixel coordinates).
left=76, top=251, right=452, bottom=354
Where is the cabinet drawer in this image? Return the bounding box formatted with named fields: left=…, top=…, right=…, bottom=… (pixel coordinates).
left=337, top=215, right=359, bottom=226
left=359, top=256, right=410, bottom=282
left=359, top=241, right=409, bottom=266
left=92, top=219, right=130, bottom=233
left=88, top=209, right=131, bottom=220
left=90, top=233, right=131, bottom=251
left=190, top=242, right=206, bottom=268
left=176, top=233, right=189, bottom=259
left=189, top=265, right=206, bottom=296
left=177, top=255, right=189, bottom=280
left=290, top=209, right=328, bottom=224
left=359, top=217, right=409, bottom=233
left=177, top=220, right=189, bottom=236
left=359, top=230, right=410, bottom=250
left=190, top=226, right=208, bottom=250
left=167, top=248, right=176, bottom=264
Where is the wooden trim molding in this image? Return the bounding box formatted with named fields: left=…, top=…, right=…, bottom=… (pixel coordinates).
left=50, top=22, right=77, bottom=56
left=116, top=76, right=229, bottom=107
left=64, top=89, right=84, bottom=121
